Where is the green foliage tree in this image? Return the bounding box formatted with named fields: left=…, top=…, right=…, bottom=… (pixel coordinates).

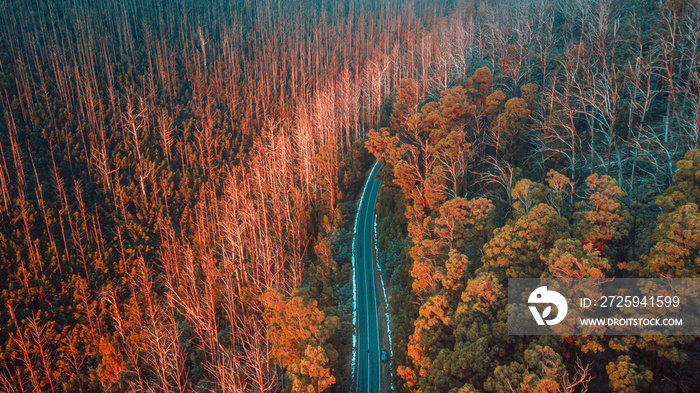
left=262, top=289, right=337, bottom=392
left=484, top=204, right=570, bottom=278
left=391, top=79, right=423, bottom=132
left=543, top=239, right=610, bottom=278
left=574, top=174, right=630, bottom=250
left=606, top=355, right=653, bottom=393
left=644, top=203, right=700, bottom=277
left=656, top=149, right=700, bottom=214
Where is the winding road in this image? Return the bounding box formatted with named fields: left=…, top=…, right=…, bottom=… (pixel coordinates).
left=354, top=162, right=383, bottom=393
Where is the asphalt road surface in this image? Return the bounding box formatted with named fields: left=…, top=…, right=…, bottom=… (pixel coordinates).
left=354, top=162, right=382, bottom=393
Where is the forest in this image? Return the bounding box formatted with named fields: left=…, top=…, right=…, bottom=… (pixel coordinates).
left=0, top=0, right=699, bottom=392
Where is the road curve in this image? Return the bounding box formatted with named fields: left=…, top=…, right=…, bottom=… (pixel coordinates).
left=354, top=162, right=382, bottom=393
